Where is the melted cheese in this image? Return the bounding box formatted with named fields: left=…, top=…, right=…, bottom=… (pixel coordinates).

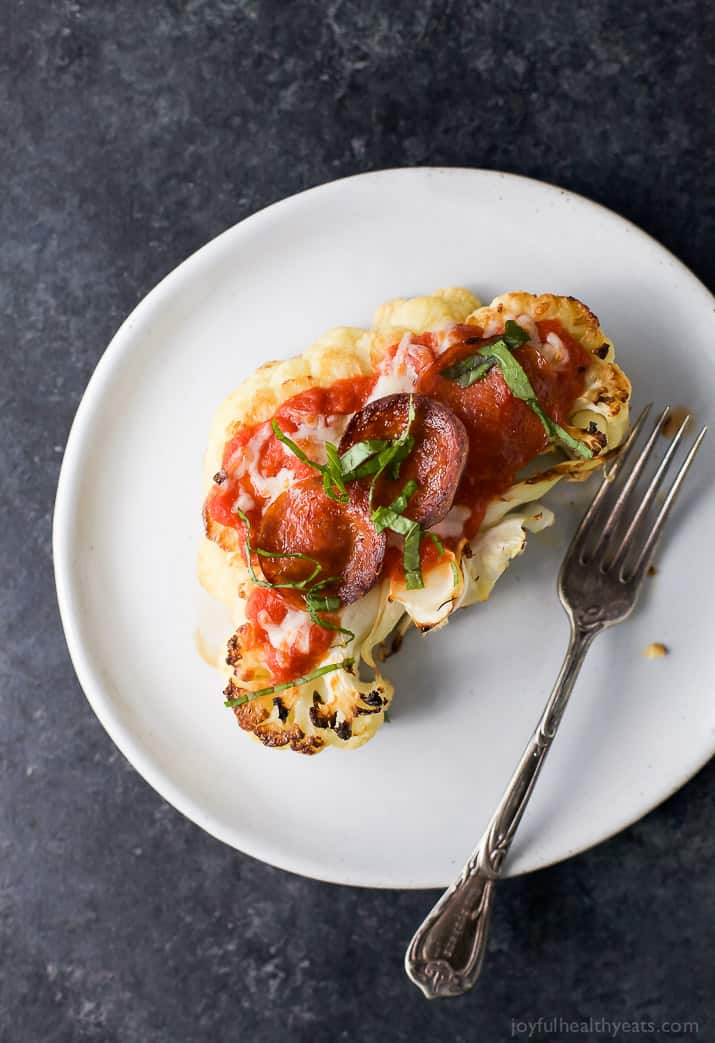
left=541, top=331, right=568, bottom=368
left=366, top=369, right=416, bottom=402
left=515, top=313, right=540, bottom=345
left=479, top=313, right=538, bottom=346
left=226, top=423, right=269, bottom=475
left=366, top=333, right=420, bottom=404
left=235, top=491, right=256, bottom=512
left=257, top=607, right=312, bottom=653
left=228, top=422, right=299, bottom=505
left=251, top=467, right=294, bottom=504
left=290, top=413, right=350, bottom=462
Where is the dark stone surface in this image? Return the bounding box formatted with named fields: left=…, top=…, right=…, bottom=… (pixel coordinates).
left=1, top=1, right=713, bottom=1040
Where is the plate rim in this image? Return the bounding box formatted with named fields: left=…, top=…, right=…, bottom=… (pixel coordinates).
left=53, top=166, right=715, bottom=888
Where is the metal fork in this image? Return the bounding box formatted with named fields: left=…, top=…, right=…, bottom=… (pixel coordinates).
left=405, top=404, right=707, bottom=1000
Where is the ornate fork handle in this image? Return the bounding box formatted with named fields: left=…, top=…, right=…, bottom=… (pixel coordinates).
left=405, top=624, right=598, bottom=999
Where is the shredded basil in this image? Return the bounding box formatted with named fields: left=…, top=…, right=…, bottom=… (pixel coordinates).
left=439, top=323, right=592, bottom=460
left=339, top=438, right=391, bottom=474
left=426, top=531, right=445, bottom=556
left=224, top=658, right=355, bottom=707
left=346, top=437, right=412, bottom=480
left=366, top=395, right=416, bottom=506
left=271, top=419, right=349, bottom=503
left=271, top=406, right=418, bottom=502
left=530, top=401, right=591, bottom=458
left=323, top=442, right=349, bottom=501
left=402, top=522, right=424, bottom=590
left=372, top=479, right=419, bottom=533
left=369, top=476, right=425, bottom=588
left=383, top=513, right=415, bottom=538
left=438, top=321, right=530, bottom=388
left=304, top=586, right=354, bottom=644
left=270, top=419, right=322, bottom=473
left=304, top=592, right=341, bottom=613
left=439, top=353, right=498, bottom=388
left=305, top=606, right=354, bottom=644
left=503, top=319, right=531, bottom=349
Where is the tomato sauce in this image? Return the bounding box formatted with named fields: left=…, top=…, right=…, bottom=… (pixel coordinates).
left=244, top=587, right=334, bottom=684
left=275, top=376, right=375, bottom=421
left=417, top=321, right=591, bottom=537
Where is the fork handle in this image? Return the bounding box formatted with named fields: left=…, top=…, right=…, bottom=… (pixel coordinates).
left=405, top=624, right=598, bottom=999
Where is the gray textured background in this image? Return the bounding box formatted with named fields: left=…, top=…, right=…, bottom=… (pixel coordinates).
left=2, top=2, right=714, bottom=1041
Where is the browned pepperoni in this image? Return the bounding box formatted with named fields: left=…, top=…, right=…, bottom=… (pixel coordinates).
left=338, top=393, right=468, bottom=528
left=256, top=480, right=386, bottom=605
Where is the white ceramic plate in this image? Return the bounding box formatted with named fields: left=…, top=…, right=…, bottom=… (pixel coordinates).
left=54, top=168, right=715, bottom=888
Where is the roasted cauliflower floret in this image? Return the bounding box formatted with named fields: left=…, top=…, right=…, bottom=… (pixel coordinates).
left=200, top=288, right=631, bottom=754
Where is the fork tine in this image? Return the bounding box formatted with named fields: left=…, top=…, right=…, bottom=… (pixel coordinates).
left=570, top=404, right=652, bottom=563
left=623, top=425, right=708, bottom=582
left=603, top=403, right=654, bottom=484
left=608, top=412, right=692, bottom=571
left=586, top=405, right=671, bottom=561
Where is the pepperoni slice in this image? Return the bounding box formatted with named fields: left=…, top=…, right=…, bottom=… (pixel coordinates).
left=338, top=393, right=468, bottom=529
left=256, top=480, right=386, bottom=605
